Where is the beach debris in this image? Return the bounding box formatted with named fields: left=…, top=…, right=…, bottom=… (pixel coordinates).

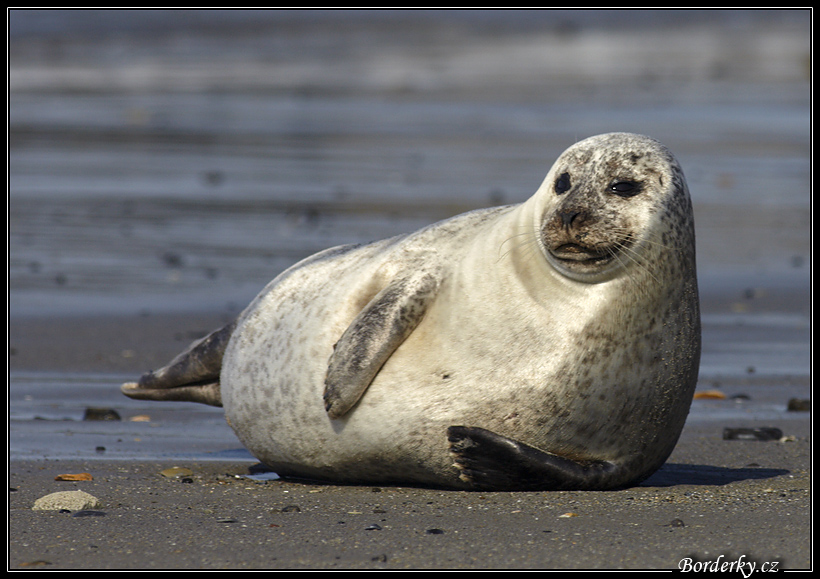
left=217, top=518, right=238, bottom=523
left=18, top=560, right=53, bottom=567
left=83, top=407, right=121, bottom=421
left=558, top=512, right=578, bottom=518
left=693, top=390, right=726, bottom=400
left=364, top=524, right=382, bottom=531
left=281, top=505, right=301, bottom=513
left=669, top=518, right=685, bottom=527
left=129, top=414, right=151, bottom=422
left=425, top=528, right=445, bottom=535
left=54, top=473, right=93, bottom=481
left=33, top=490, right=100, bottom=511
left=160, top=466, right=193, bottom=478
left=722, top=427, right=783, bottom=441
left=787, top=398, right=810, bottom=412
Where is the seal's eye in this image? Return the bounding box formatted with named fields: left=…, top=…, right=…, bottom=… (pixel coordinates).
left=609, top=181, right=642, bottom=197
left=555, top=172, right=571, bottom=195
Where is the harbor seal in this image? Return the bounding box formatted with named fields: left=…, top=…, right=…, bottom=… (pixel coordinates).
left=122, top=132, right=701, bottom=491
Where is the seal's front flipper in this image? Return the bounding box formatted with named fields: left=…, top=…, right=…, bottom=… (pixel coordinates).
left=448, top=426, right=621, bottom=491
left=120, top=321, right=235, bottom=407
left=324, top=272, right=439, bottom=419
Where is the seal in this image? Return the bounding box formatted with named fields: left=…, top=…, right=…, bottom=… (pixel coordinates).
left=121, top=132, right=701, bottom=491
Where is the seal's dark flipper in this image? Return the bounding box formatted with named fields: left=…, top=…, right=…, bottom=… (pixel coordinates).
left=120, top=321, right=235, bottom=407
left=448, top=426, right=621, bottom=491
left=324, top=272, right=439, bottom=419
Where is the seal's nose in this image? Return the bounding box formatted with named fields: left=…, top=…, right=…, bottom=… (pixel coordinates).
left=558, top=209, right=587, bottom=228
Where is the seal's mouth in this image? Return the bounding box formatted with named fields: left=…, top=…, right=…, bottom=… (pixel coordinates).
left=548, top=243, right=619, bottom=267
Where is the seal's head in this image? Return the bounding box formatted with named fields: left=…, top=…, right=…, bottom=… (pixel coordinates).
left=534, top=133, right=692, bottom=284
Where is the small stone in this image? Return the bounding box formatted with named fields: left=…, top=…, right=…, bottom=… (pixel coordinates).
left=787, top=398, right=810, bottom=412
left=364, top=524, right=382, bottom=531
left=723, top=427, right=783, bottom=441
left=33, top=490, right=101, bottom=511
left=18, top=560, right=52, bottom=567
left=83, top=407, right=121, bottom=421
left=281, top=505, right=301, bottom=512
left=160, top=467, right=194, bottom=478
left=669, top=518, right=685, bottom=527
left=558, top=512, right=578, bottom=518
left=55, top=473, right=93, bottom=481
left=425, top=528, right=445, bottom=534
left=693, top=390, right=726, bottom=400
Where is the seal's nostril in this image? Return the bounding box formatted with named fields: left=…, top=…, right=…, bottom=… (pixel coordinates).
left=559, top=209, right=583, bottom=227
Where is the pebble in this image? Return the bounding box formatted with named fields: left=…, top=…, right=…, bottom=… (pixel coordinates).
left=83, top=407, right=121, bottom=421
left=55, top=473, right=93, bottom=481
left=693, top=390, right=726, bottom=400
left=160, top=467, right=194, bottom=478
left=18, top=560, right=52, bottom=567
left=787, top=398, right=810, bottom=412
left=33, top=490, right=101, bottom=511
left=722, top=427, right=783, bottom=441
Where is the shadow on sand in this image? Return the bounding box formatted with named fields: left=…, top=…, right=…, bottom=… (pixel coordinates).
left=641, top=463, right=789, bottom=487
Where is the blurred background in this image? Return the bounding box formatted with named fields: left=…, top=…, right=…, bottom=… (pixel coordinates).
left=9, top=9, right=810, bottom=315
left=9, top=8, right=810, bottom=372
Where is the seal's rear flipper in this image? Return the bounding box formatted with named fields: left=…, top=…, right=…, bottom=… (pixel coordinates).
left=448, top=426, right=622, bottom=491
left=120, top=321, right=235, bottom=408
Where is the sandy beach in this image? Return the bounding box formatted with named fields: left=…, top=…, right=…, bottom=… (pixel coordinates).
left=9, top=298, right=811, bottom=569
left=9, top=9, right=811, bottom=570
